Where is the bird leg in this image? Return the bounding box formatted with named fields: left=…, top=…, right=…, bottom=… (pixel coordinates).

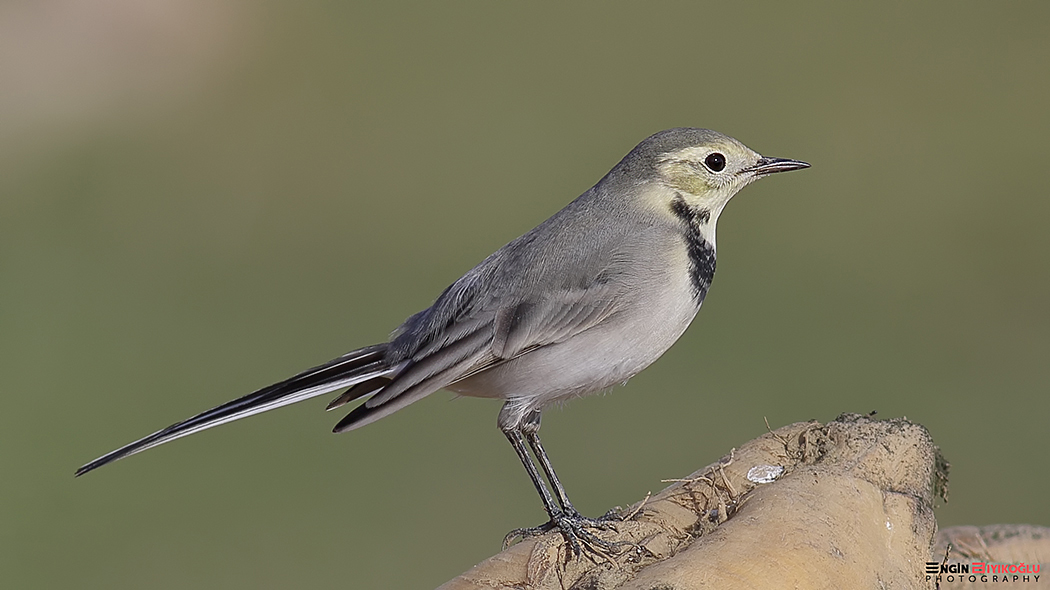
left=502, top=410, right=627, bottom=557
left=521, top=411, right=621, bottom=526
left=502, top=428, right=561, bottom=522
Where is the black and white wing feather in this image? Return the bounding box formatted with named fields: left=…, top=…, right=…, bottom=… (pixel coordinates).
left=75, top=344, right=394, bottom=476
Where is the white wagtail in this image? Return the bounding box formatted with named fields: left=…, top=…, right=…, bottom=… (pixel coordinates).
left=77, top=128, right=809, bottom=552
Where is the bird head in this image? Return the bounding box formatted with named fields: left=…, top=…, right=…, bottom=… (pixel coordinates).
left=613, top=128, right=810, bottom=220
left=642, top=128, right=809, bottom=216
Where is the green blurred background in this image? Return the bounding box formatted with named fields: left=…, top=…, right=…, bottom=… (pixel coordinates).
left=2, top=2, right=1048, bottom=588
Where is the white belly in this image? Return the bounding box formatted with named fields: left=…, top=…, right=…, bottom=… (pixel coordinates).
left=448, top=268, right=700, bottom=421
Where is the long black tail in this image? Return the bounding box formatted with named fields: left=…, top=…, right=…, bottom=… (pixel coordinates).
left=75, top=344, right=395, bottom=476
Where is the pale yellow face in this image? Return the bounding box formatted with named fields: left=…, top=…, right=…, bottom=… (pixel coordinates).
left=654, top=140, right=764, bottom=211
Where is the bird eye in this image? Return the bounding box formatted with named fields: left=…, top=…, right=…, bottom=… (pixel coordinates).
left=704, top=153, right=726, bottom=172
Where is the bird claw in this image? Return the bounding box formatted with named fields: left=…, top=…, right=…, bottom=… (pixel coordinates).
left=503, top=521, right=556, bottom=550
left=503, top=510, right=639, bottom=560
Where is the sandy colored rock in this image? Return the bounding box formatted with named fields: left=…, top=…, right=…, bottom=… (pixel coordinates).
left=438, top=413, right=947, bottom=589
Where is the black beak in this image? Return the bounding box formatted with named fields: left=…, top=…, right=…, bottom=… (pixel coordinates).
left=745, top=156, right=811, bottom=176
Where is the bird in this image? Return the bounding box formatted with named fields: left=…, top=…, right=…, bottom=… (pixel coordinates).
left=76, top=128, right=809, bottom=553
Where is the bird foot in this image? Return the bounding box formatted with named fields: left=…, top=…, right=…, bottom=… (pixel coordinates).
left=503, top=509, right=642, bottom=560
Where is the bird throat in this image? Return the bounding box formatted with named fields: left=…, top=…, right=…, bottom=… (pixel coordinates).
left=669, top=194, right=717, bottom=303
